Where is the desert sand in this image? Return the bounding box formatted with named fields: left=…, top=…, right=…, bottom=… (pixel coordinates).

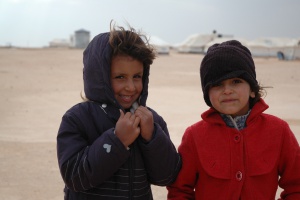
left=0, top=47, right=299, bottom=200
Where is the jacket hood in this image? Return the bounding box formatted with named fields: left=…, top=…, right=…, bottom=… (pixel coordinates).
left=83, top=32, right=149, bottom=108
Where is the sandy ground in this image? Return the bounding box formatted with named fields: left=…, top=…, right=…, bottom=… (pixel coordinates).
left=0, top=48, right=299, bottom=200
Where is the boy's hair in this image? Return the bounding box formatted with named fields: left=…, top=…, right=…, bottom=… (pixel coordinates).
left=200, top=40, right=264, bottom=108
left=109, top=21, right=156, bottom=67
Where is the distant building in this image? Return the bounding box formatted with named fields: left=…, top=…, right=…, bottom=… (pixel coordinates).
left=73, top=29, right=90, bottom=49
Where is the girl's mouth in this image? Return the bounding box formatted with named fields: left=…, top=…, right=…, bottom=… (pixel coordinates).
left=222, top=99, right=236, bottom=103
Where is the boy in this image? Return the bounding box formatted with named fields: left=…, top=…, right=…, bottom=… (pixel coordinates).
left=57, top=22, right=181, bottom=200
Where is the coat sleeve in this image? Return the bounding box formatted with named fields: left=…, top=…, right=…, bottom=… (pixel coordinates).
left=138, top=109, right=181, bottom=186
left=56, top=106, right=130, bottom=192
left=167, top=126, right=198, bottom=199
left=278, top=122, right=300, bottom=199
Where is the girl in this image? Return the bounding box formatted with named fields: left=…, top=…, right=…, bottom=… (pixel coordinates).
left=167, top=40, right=300, bottom=199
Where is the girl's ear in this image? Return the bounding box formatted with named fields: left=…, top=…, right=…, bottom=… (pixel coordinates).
left=250, top=91, right=255, bottom=98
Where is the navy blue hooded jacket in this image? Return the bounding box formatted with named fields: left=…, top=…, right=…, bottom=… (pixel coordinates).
left=57, top=32, right=181, bottom=199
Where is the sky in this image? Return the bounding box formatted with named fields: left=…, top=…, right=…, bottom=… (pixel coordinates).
left=1, top=0, right=300, bottom=47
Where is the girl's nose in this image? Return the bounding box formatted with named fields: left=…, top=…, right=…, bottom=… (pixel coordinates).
left=223, top=84, right=233, bottom=94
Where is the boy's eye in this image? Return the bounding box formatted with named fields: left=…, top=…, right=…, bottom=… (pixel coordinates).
left=115, top=75, right=124, bottom=79
left=134, top=74, right=142, bottom=79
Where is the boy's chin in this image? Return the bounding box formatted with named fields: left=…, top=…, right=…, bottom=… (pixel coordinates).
left=121, top=104, right=133, bottom=110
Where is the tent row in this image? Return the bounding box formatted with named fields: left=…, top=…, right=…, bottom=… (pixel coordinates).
left=149, top=34, right=300, bottom=60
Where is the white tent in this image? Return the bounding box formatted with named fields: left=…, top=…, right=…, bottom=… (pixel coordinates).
left=247, top=37, right=300, bottom=60
left=203, top=37, right=249, bottom=54
left=174, top=34, right=216, bottom=53
left=148, top=35, right=170, bottom=54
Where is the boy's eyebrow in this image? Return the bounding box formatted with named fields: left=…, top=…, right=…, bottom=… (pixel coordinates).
left=110, top=72, right=124, bottom=77
left=111, top=71, right=143, bottom=75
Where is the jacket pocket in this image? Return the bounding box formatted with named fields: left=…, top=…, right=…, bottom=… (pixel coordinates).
left=247, top=147, right=280, bottom=176
left=197, top=144, right=231, bottom=179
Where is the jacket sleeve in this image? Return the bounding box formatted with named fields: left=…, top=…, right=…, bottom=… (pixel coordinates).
left=167, top=126, right=197, bottom=199
left=138, top=110, right=181, bottom=186
left=278, top=122, right=300, bottom=199
left=56, top=106, right=130, bottom=192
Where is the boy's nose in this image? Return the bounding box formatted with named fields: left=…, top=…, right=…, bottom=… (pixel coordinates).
left=125, top=80, right=135, bottom=91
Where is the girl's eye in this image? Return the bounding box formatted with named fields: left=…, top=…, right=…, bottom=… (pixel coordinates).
left=211, top=82, right=222, bottom=87
left=233, top=79, right=242, bottom=84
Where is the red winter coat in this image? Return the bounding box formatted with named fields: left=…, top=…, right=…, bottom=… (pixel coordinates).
left=167, top=99, right=300, bottom=200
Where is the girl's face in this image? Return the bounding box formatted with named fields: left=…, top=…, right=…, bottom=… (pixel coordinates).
left=110, top=55, right=143, bottom=109
left=208, top=78, right=255, bottom=117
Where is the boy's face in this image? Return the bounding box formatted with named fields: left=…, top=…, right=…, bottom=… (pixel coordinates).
left=110, top=55, right=143, bottom=109
left=208, top=78, right=255, bottom=117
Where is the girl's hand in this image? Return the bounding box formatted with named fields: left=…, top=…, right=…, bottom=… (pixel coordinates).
left=115, top=110, right=141, bottom=148
left=134, top=106, right=154, bottom=142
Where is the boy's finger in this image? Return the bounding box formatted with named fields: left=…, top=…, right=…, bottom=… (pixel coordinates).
left=124, top=111, right=133, bottom=119
left=133, top=117, right=141, bottom=127
left=129, top=113, right=137, bottom=121
left=119, top=109, right=124, bottom=118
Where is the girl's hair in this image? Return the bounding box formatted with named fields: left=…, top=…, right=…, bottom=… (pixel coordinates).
left=250, top=83, right=269, bottom=108
left=109, top=21, right=156, bottom=66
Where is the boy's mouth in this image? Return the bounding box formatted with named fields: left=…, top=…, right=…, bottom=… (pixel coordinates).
left=120, top=95, right=135, bottom=103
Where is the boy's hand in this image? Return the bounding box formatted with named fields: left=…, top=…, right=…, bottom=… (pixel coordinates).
left=115, top=110, right=141, bottom=148
left=134, top=106, right=154, bottom=142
